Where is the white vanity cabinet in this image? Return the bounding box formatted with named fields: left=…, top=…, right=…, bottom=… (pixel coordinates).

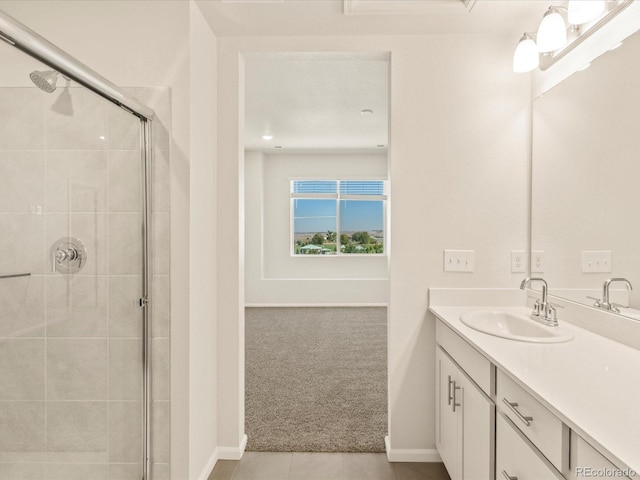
left=436, top=323, right=493, bottom=480
left=433, top=315, right=636, bottom=480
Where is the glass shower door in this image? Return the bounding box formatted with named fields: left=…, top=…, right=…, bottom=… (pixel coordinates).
left=0, top=80, right=145, bottom=479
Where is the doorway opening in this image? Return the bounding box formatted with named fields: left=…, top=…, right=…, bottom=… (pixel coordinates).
left=243, top=51, right=390, bottom=453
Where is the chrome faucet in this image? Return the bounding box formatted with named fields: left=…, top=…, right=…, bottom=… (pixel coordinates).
left=520, top=277, right=558, bottom=326
left=593, top=278, right=633, bottom=313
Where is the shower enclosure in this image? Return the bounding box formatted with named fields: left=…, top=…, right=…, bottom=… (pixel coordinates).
left=0, top=10, right=167, bottom=480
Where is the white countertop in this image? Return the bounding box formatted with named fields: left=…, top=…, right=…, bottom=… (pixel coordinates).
left=429, top=304, right=640, bottom=474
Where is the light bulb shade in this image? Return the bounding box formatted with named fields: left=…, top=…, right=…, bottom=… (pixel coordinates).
left=513, top=35, right=539, bottom=73
left=568, top=0, right=605, bottom=25
left=537, top=9, right=567, bottom=53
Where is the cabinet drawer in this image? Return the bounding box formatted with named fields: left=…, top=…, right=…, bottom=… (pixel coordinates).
left=569, top=432, right=632, bottom=480
left=436, top=320, right=491, bottom=395
left=497, top=370, right=567, bottom=471
left=496, top=413, right=562, bottom=480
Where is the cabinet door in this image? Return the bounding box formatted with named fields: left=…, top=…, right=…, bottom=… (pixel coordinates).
left=496, top=413, right=561, bottom=480
left=460, top=373, right=493, bottom=480
left=436, top=348, right=461, bottom=480
left=568, top=432, right=632, bottom=480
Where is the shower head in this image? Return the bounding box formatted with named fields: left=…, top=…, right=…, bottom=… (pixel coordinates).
left=29, top=70, right=58, bottom=93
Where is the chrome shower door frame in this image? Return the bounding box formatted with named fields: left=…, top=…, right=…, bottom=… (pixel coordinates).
left=141, top=118, right=154, bottom=480
left=0, top=9, right=156, bottom=480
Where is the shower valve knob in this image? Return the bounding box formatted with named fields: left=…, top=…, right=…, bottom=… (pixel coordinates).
left=51, top=237, right=87, bottom=274
left=56, top=248, right=77, bottom=262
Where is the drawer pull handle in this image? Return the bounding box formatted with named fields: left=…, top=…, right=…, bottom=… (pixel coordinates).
left=447, top=375, right=453, bottom=406
left=502, top=398, right=533, bottom=426
left=502, top=470, right=518, bottom=480
left=453, top=381, right=461, bottom=412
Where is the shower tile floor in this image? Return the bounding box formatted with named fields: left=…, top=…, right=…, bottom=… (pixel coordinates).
left=208, top=452, right=451, bottom=480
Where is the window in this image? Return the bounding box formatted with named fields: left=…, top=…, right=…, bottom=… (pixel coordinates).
left=291, top=180, right=387, bottom=255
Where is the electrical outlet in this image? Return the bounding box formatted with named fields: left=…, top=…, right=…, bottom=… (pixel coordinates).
left=511, top=250, right=526, bottom=273
left=581, top=250, right=612, bottom=273
left=532, top=250, right=545, bottom=273
left=444, top=250, right=475, bottom=272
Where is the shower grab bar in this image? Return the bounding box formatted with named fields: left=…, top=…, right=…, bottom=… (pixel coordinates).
left=0, top=273, right=31, bottom=279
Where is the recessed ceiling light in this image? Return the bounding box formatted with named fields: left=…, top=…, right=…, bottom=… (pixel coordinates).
left=360, top=109, right=373, bottom=115
left=262, top=134, right=273, bottom=140
left=99, top=135, right=106, bottom=140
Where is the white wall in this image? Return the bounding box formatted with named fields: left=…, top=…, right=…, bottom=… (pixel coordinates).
left=189, top=2, right=218, bottom=479
left=245, top=151, right=388, bottom=305
left=216, top=39, right=245, bottom=456
left=386, top=35, right=530, bottom=454
left=217, top=34, right=530, bottom=456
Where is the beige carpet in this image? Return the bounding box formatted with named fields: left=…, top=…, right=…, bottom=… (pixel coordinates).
left=245, top=307, right=387, bottom=452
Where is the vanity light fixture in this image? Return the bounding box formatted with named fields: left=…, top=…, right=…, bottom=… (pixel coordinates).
left=568, top=0, right=605, bottom=25
left=513, top=33, right=539, bottom=73
left=512, top=0, right=632, bottom=73
left=537, top=7, right=567, bottom=53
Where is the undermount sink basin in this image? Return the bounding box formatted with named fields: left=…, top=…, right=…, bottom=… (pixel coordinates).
left=460, top=310, right=574, bottom=343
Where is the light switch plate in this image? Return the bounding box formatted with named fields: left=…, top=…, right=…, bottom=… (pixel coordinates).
left=444, top=250, right=474, bottom=272
left=581, top=250, right=612, bottom=273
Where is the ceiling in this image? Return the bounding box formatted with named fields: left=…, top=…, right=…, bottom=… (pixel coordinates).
left=196, top=0, right=545, bottom=38
left=244, top=52, right=389, bottom=152
left=206, top=0, right=546, bottom=152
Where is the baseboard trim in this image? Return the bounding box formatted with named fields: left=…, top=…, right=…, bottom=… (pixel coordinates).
left=217, top=434, right=248, bottom=461
left=384, top=436, right=442, bottom=462
left=245, top=303, right=388, bottom=308
left=196, top=448, right=220, bottom=480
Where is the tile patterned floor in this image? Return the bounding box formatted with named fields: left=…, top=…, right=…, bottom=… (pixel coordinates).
left=208, top=452, right=451, bottom=480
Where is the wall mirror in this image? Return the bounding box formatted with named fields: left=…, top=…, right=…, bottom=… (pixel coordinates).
left=531, top=27, right=640, bottom=319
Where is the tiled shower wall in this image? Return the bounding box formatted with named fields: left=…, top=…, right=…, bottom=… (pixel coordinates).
left=0, top=86, right=170, bottom=480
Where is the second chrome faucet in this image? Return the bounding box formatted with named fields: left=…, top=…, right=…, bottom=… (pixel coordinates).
left=589, top=278, right=633, bottom=313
